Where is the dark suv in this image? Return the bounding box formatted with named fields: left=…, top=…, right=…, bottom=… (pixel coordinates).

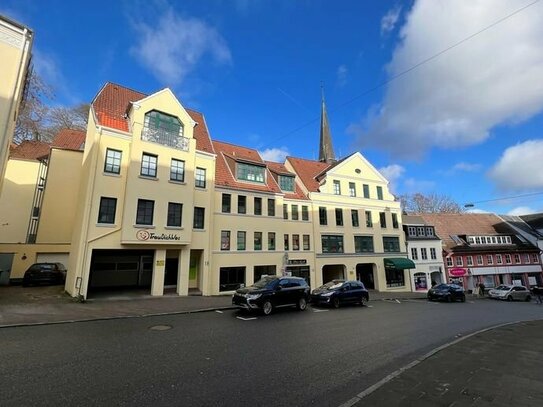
left=22, top=263, right=67, bottom=286
left=232, top=276, right=310, bottom=315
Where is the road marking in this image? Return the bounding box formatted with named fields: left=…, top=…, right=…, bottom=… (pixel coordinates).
left=312, top=309, right=329, bottom=313
left=215, top=310, right=223, bottom=314
left=367, top=305, right=374, bottom=308
left=395, top=299, right=401, bottom=304
left=236, top=316, right=257, bottom=321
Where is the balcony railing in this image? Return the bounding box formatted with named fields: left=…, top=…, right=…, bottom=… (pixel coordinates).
left=141, top=126, right=189, bottom=151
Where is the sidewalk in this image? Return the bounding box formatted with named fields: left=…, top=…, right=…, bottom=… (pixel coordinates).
left=345, top=319, right=543, bottom=407
left=0, top=285, right=430, bottom=327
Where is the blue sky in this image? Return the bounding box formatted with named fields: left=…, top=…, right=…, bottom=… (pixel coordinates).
left=3, top=0, right=543, bottom=215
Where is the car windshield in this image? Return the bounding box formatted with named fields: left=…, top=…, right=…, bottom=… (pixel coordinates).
left=318, top=280, right=344, bottom=290
left=494, top=285, right=511, bottom=291
left=252, top=276, right=277, bottom=288
left=433, top=284, right=449, bottom=290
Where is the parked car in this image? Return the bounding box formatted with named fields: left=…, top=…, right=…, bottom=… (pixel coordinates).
left=22, top=263, right=67, bottom=286
left=488, top=285, right=532, bottom=302
left=232, top=276, right=310, bottom=315
left=427, top=283, right=465, bottom=302
left=311, top=280, right=369, bottom=308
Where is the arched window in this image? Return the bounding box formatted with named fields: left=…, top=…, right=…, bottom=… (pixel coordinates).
left=142, top=110, right=187, bottom=150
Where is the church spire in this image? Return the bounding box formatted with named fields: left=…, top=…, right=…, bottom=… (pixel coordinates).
left=319, top=85, right=336, bottom=164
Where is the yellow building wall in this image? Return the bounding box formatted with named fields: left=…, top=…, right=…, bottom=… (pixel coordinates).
left=0, top=17, right=33, bottom=193
left=0, top=158, right=39, bottom=243
left=37, top=149, right=83, bottom=244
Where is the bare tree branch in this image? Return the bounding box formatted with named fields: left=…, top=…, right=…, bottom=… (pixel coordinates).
left=400, top=193, right=465, bottom=214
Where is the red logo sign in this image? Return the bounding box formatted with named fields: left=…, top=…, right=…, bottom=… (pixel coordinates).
left=449, top=268, right=467, bottom=277
left=136, top=230, right=150, bottom=241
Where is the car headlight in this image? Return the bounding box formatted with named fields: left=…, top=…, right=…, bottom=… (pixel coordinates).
left=320, top=292, right=335, bottom=297
left=246, top=293, right=262, bottom=300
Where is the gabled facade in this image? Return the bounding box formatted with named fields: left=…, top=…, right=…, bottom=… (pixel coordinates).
left=403, top=215, right=446, bottom=292
left=66, top=84, right=216, bottom=298
left=286, top=152, right=411, bottom=291
left=418, top=213, right=543, bottom=290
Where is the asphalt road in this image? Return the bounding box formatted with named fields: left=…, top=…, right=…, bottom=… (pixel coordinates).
left=1, top=299, right=542, bottom=407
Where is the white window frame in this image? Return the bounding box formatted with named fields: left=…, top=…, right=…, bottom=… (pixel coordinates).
left=466, top=256, right=473, bottom=266
left=455, top=256, right=463, bottom=266
left=486, top=255, right=493, bottom=265
left=496, top=254, right=503, bottom=264
left=477, top=255, right=483, bottom=265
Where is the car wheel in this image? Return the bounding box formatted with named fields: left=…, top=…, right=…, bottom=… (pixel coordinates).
left=359, top=296, right=365, bottom=306
left=461, top=295, right=466, bottom=302
left=262, top=300, right=273, bottom=316
left=332, top=297, right=340, bottom=309
left=525, top=295, right=532, bottom=302
left=507, top=295, right=513, bottom=302
left=297, top=297, right=308, bottom=311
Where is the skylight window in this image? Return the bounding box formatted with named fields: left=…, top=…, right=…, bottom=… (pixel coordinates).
left=278, top=175, right=295, bottom=192
left=237, top=163, right=265, bottom=183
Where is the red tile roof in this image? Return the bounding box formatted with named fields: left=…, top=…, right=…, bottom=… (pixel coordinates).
left=417, top=213, right=509, bottom=251
left=286, top=156, right=331, bottom=193
left=266, top=161, right=308, bottom=200
left=92, top=82, right=214, bottom=154
left=213, top=140, right=282, bottom=194
left=9, top=140, right=50, bottom=160
left=51, top=128, right=86, bottom=151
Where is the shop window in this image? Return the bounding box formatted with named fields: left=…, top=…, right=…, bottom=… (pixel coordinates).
left=254, top=265, right=276, bottom=283
left=219, top=266, right=245, bottom=292
left=386, top=268, right=404, bottom=287
left=355, top=236, right=374, bottom=253
left=414, top=272, right=427, bottom=291
left=383, top=237, right=400, bottom=252
left=321, top=235, right=344, bottom=253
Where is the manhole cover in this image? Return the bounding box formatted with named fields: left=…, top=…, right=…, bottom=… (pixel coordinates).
left=149, top=325, right=172, bottom=331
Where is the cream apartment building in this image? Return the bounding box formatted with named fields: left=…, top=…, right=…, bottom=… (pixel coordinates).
left=2, top=81, right=414, bottom=297
left=0, top=15, right=33, bottom=193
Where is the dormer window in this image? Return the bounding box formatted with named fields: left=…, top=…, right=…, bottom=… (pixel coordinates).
left=142, top=110, right=188, bottom=151
left=237, top=163, right=265, bottom=183
left=278, top=175, right=295, bottom=192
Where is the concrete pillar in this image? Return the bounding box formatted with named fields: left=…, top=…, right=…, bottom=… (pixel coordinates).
left=176, top=247, right=190, bottom=296
left=151, top=249, right=166, bottom=296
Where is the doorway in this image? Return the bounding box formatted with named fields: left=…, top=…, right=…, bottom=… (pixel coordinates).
left=356, top=263, right=375, bottom=289
left=322, top=264, right=346, bottom=284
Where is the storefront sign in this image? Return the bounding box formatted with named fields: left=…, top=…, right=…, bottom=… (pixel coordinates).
left=449, top=268, right=467, bottom=277
left=136, top=230, right=181, bottom=241
left=287, top=259, right=307, bottom=265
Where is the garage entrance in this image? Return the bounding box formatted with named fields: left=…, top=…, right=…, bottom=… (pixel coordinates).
left=356, top=263, right=376, bottom=289
left=322, top=264, right=345, bottom=284
left=88, top=250, right=154, bottom=294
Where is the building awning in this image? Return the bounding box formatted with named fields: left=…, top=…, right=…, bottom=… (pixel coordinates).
left=384, top=258, right=416, bottom=270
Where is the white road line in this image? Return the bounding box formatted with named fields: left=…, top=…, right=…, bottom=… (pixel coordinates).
left=395, top=299, right=401, bottom=304
left=215, top=310, right=223, bottom=314
left=312, top=309, right=329, bottom=313
left=236, top=316, right=257, bottom=321
left=367, top=305, right=374, bottom=308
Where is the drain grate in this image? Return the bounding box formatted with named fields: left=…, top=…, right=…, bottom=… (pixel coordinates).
left=149, top=324, right=172, bottom=331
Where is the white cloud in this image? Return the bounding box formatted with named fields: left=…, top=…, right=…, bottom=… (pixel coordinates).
left=488, top=139, right=543, bottom=191
left=381, top=5, right=402, bottom=35
left=507, top=206, right=536, bottom=216
left=259, top=147, right=290, bottom=162
left=337, top=65, right=348, bottom=87
left=350, top=0, right=543, bottom=158
left=452, top=162, right=481, bottom=172
left=378, top=164, right=405, bottom=193
left=130, top=7, right=231, bottom=86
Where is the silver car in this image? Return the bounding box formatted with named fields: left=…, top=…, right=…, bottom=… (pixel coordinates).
left=488, top=285, right=531, bottom=302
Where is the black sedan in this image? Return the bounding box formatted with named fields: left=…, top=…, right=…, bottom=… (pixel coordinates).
left=427, top=283, right=466, bottom=302
left=22, top=263, right=67, bottom=286
left=311, top=280, right=369, bottom=308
